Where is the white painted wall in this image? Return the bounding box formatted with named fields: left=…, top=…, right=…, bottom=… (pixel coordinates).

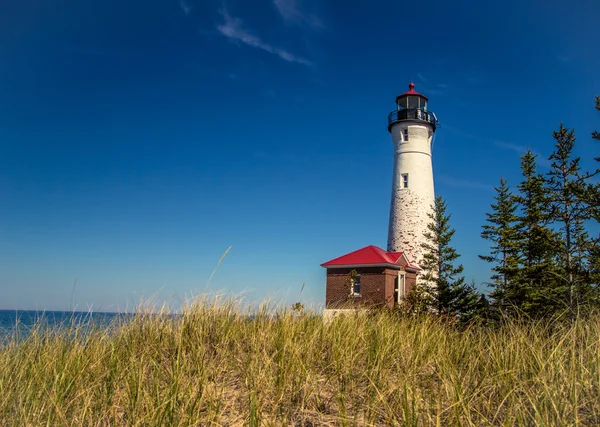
left=387, top=121, right=435, bottom=267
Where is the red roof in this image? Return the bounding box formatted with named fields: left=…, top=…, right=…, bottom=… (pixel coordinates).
left=321, top=245, right=407, bottom=268
left=395, top=82, right=428, bottom=102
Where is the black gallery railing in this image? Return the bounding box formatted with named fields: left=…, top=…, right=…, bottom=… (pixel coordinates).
left=388, top=109, right=438, bottom=131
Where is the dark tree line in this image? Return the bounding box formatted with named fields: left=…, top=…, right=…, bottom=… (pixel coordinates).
left=480, top=97, right=600, bottom=317
left=409, top=96, right=599, bottom=321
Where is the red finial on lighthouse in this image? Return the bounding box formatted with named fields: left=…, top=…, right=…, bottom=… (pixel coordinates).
left=395, top=81, right=428, bottom=102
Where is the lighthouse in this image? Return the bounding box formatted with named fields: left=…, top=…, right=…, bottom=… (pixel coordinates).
left=387, top=83, right=438, bottom=267
left=320, top=83, right=438, bottom=311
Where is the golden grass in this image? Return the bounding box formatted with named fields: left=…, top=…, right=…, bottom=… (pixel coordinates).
left=0, top=298, right=599, bottom=426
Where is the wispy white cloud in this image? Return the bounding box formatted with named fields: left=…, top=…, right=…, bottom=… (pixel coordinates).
left=444, top=127, right=554, bottom=168
left=493, top=140, right=530, bottom=154
left=217, top=11, right=312, bottom=66
left=438, top=175, right=495, bottom=192
left=180, top=0, right=192, bottom=15
left=493, top=141, right=552, bottom=167
left=272, top=0, right=324, bottom=30
left=413, top=74, right=447, bottom=96
left=425, top=88, right=444, bottom=96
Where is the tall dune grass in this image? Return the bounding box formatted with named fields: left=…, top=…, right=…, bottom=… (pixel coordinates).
left=0, top=298, right=598, bottom=425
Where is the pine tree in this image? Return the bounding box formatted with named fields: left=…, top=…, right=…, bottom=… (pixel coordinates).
left=545, top=124, right=599, bottom=311
left=480, top=97, right=600, bottom=316
left=590, top=96, right=600, bottom=286
left=591, top=97, right=600, bottom=218
left=514, top=151, right=558, bottom=316
left=592, top=242, right=600, bottom=291
left=470, top=292, right=493, bottom=323
left=404, top=280, right=435, bottom=315
left=593, top=96, right=600, bottom=144
left=480, top=177, right=521, bottom=305
left=418, top=196, right=479, bottom=318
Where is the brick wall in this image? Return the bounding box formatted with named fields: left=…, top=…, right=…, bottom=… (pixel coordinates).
left=325, top=267, right=418, bottom=308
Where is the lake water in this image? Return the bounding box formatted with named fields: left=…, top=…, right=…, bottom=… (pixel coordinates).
left=0, top=310, right=125, bottom=340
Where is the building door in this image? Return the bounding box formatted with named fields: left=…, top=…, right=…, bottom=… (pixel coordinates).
left=397, top=272, right=406, bottom=304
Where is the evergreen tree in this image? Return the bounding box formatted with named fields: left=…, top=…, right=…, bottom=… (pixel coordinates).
left=590, top=96, right=600, bottom=286
left=479, top=177, right=521, bottom=304
left=404, top=280, right=435, bottom=315
left=513, top=151, right=558, bottom=316
left=591, top=97, right=600, bottom=219
left=470, top=292, right=493, bottom=323
left=418, top=196, right=479, bottom=317
left=590, top=243, right=600, bottom=287
left=545, top=124, right=599, bottom=310
left=480, top=97, right=600, bottom=316
left=593, top=96, right=600, bottom=144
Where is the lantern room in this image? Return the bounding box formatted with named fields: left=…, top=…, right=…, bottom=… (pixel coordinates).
left=396, top=82, right=428, bottom=111
left=387, top=82, right=438, bottom=132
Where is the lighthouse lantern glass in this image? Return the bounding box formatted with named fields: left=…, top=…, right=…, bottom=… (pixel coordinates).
left=397, top=95, right=428, bottom=111
left=407, top=96, right=418, bottom=109
left=397, top=97, right=407, bottom=110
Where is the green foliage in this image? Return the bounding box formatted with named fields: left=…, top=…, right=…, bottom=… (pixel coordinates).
left=593, top=96, right=600, bottom=143
left=472, top=292, right=492, bottom=322
left=291, top=302, right=304, bottom=312
left=590, top=243, right=600, bottom=286
left=416, top=196, right=480, bottom=318
left=404, top=278, right=434, bottom=314
left=347, top=269, right=358, bottom=297
left=589, top=96, right=600, bottom=287
left=480, top=177, right=521, bottom=299
left=483, top=97, right=600, bottom=317
left=497, top=151, right=557, bottom=315
left=544, top=124, right=599, bottom=310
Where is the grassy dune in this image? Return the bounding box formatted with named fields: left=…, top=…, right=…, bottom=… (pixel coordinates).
left=0, top=299, right=599, bottom=426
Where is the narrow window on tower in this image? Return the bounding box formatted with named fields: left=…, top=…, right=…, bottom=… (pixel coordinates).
left=403, top=128, right=409, bottom=141
left=402, top=173, right=409, bottom=188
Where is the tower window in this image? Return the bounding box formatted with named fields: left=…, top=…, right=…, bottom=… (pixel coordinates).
left=402, top=173, right=409, bottom=188
left=403, top=128, right=409, bottom=141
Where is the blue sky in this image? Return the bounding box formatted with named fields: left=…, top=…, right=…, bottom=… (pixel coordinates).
left=1, top=0, right=598, bottom=311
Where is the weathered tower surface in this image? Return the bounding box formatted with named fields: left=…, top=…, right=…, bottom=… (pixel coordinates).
left=387, top=82, right=438, bottom=267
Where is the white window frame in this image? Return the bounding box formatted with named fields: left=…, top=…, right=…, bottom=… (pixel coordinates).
left=401, top=173, right=409, bottom=189
left=403, top=128, right=409, bottom=142
left=397, top=272, right=406, bottom=303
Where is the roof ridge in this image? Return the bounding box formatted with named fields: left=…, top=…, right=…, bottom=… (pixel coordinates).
left=321, top=245, right=408, bottom=268
left=370, top=245, right=391, bottom=263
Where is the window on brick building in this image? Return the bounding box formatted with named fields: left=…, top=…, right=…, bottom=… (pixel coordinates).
left=402, top=173, right=409, bottom=188
left=403, top=128, right=409, bottom=141
left=352, top=275, right=361, bottom=296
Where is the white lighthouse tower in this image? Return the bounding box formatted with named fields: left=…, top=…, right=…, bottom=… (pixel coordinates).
left=387, top=82, right=438, bottom=267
